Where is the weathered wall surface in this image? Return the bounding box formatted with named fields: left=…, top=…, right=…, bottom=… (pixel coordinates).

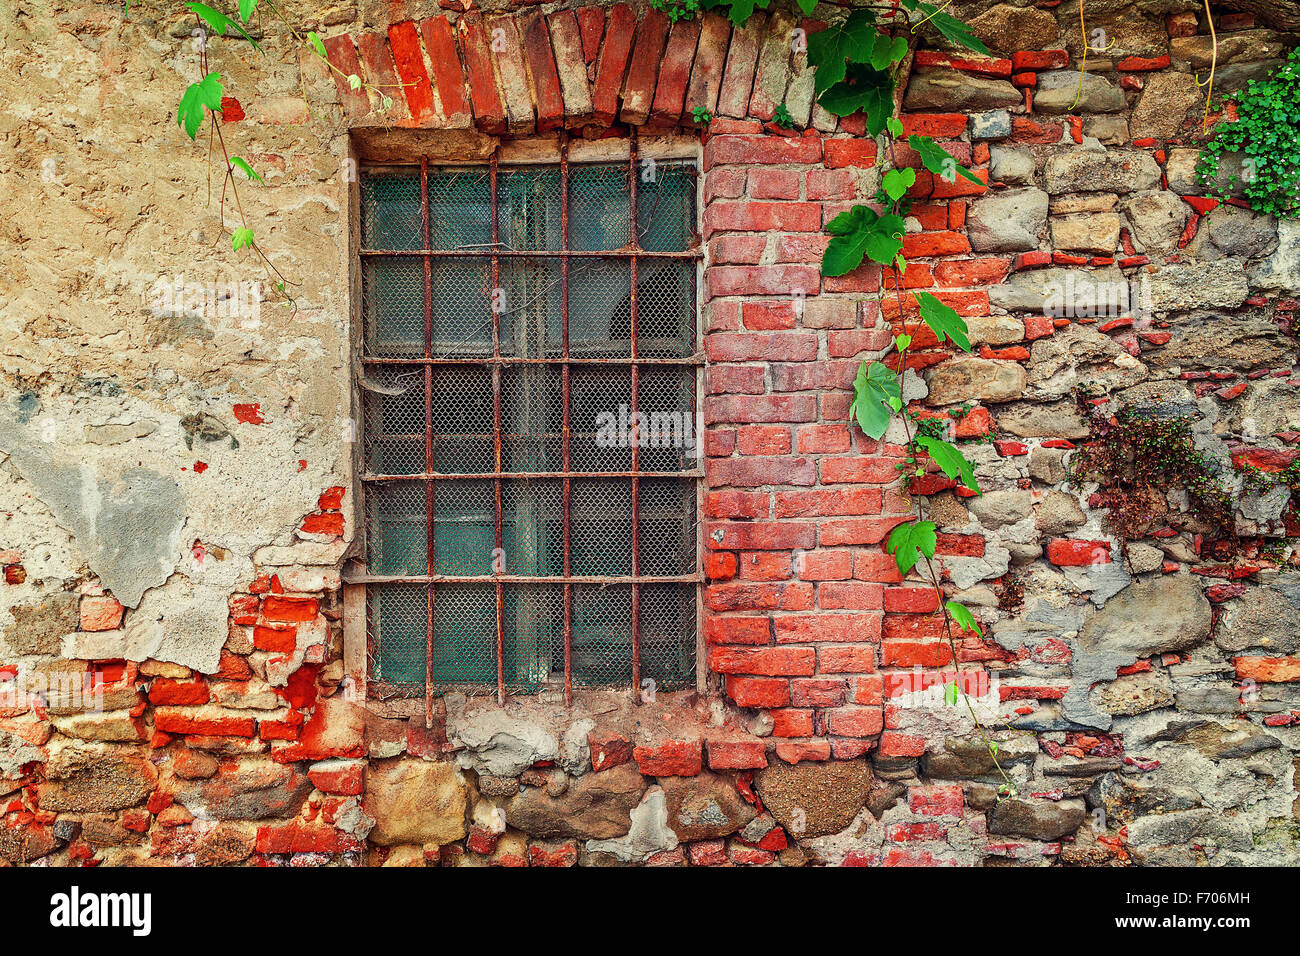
left=1, top=0, right=1299, bottom=866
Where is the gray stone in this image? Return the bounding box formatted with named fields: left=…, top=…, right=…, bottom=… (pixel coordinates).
left=364, top=759, right=468, bottom=847
left=585, top=786, right=678, bottom=863
left=1026, top=323, right=1147, bottom=400
left=999, top=403, right=1090, bottom=442
left=1130, top=71, right=1199, bottom=140
left=506, top=761, right=646, bottom=840
left=967, top=187, right=1048, bottom=252
left=660, top=771, right=757, bottom=841
left=755, top=758, right=873, bottom=838
left=1217, top=586, right=1300, bottom=653
left=989, top=146, right=1034, bottom=185
left=1165, top=147, right=1246, bottom=197
left=921, top=736, right=1037, bottom=779
left=449, top=708, right=560, bottom=777
left=1126, top=542, right=1165, bottom=575
left=1083, top=114, right=1129, bottom=145
left=1090, top=670, right=1175, bottom=716
left=3, top=592, right=78, bottom=656
left=1044, top=150, right=1161, bottom=195
left=1153, top=720, right=1281, bottom=760
left=1078, top=575, right=1211, bottom=661
left=967, top=3, right=1059, bottom=55
left=1145, top=258, right=1251, bottom=312
left=968, top=489, right=1033, bottom=529
left=966, top=314, right=1027, bottom=346
left=1170, top=30, right=1288, bottom=70
left=1125, top=808, right=1253, bottom=853
left=1034, top=70, right=1126, bottom=113
left=1250, top=220, right=1300, bottom=293
left=1051, top=213, right=1121, bottom=254
left=1034, top=490, right=1086, bottom=534
left=902, top=69, right=1022, bottom=112
left=989, top=265, right=1126, bottom=313
left=560, top=717, right=595, bottom=776
left=924, top=357, right=1027, bottom=406
left=174, top=758, right=313, bottom=820
left=970, top=109, right=1012, bottom=140
left=1188, top=205, right=1277, bottom=261
left=988, top=797, right=1087, bottom=840
left=1149, top=310, right=1289, bottom=371
left=1122, top=190, right=1190, bottom=257
left=37, top=746, right=158, bottom=812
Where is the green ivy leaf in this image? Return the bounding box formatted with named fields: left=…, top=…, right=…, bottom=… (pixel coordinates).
left=238, top=0, right=257, bottom=22
left=907, top=134, right=982, bottom=186
left=945, top=600, right=983, bottom=637
left=886, top=116, right=904, bottom=137
left=307, top=30, right=327, bottom=59
left=905, top=0, right=990, bottom=55
left=232, top=226, right=255, bottom=251
left=895, top=333, right=912, bottom=352
left=850, top=360, right=901, bottom=440
left=230, top=156, right=264, bottom=184
left=915, top=291, right=972, bottom=352
left=886, top=520, right=937, bottom=576
left=807, top=10, right=878, bottom=96
left=822, top=205, right=905, bottom=276
left=347, top=73, right=363, bottom=91
left=819, top=62, right=894, bottom=129
left=188, top=2, right=262, bottom=51
left=794, top=0, right=818, bottom=13
left=869, top=34, right=908, bottom=70
left=944, top=682, right=960, bottom=706
left=882, top=167, right=916, bottom=202
left=917, top=436, right=979, bottom=492
left=177, top=72, right=224, bottom=140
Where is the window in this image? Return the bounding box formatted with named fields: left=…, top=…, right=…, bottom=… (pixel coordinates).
left=356, top=139, right=702, bottom=706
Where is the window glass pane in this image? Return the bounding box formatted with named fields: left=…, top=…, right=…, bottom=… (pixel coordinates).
left=370, top=583, right=426, bottom=687
left=499, top=258, right=562, bottom=358
left=571, top=479, right=632, bottom=575
left=429, top=169, right=491, bottom=250
left=638, top=478, right=697, bottom=576
left=430, top=584, right=497, bottom=684
left=362, top=171, right=422, bottom=250
left=569, top=366, right=633, bottom=472
left=638, top=365, right=698, bottom=473
left=432, top=480, right=494, bottom=574
left=501, top=479, right=563, bottom=575
left=501, top=366, right=563, bottom=471
left=640, top=583, right=696, bottom=690
left=637, top=161, right=696, bottom=252
left=497, top=166, right=561, bottom=251
left=366, top=481, right=427, bottom=574
left=431, top=259, right=491, bottom=357
left=637, top=260, right=696, bottom=358
left=568, top=260, right=632, bottom=357
left=362, top=365, right=426, bottom=476
left=430, top=366, right=494, bottom=473
left=363, top=257, right=424, bottom=357
left=570, top=583, right=632, bottom=685
left=570, top=163, right=630, bottom=250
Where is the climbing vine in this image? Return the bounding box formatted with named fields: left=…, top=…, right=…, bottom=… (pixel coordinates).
left=1197, top=45, right=1300, bottom=219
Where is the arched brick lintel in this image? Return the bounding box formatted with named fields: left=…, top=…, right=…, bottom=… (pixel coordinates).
left=323, top=5, right=850, bottom=136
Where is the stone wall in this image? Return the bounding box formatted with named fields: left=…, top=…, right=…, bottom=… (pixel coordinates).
left=1, top=0, right=1299, bottom=866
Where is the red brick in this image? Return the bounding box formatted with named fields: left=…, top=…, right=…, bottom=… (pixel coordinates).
left=253, top=624, right=297, bottom=653
left=688, top=839, right=728, bottom=866
left=705, top=134, right=823, bottom=168
left=819, top=645, right=877, bottom=673
left=707, top=457, right=816, bottom=488
left=706, top=582, right=815, bottom=613
left=882, top=640, right=954, bottom=667
left=711, top=646, right=816, bottom=676
left=715, top=15, right=761, bottom=118
left=726, top=674, right=790, bottom=707
left=263, top=595, right=320, bottom=623
left=155, top=709, right=255, bottom=738
left=386, top=21, right=435, bottom=122
left=577, top=6, right=605, bottom=63
left=148, top=678, right=209, bottom=707
left=705, top=490, right=769, bottom=519
left=705, top=551, right=738, bottom=580
left=704, top=391, right=817, bottom=420
left=704, top=202, right=822, bottom=235
left=301, top=512, right=344, bottom=535
left=308, top=760, right=364, bottom=796
left=1046, top=538, right=1113, bottom=566
left=775, top=739, right=831, bottom=762
left=1234, top=657, right=1300, bottom=683
left=909, top=784, right=964, bottom=817
left=322, top=34, right=369, bottom=119
left=736, top=425, right=791, bottom=456
left=796, top=551, right=852, bottom=581
left=418, top=17, right=470, bottom=122
left=879, top=732, right=927, bottom=757
left=255, top=821, right=360, bottom=855
left=354, top=32, right=409, bottom=123
left=903, top=231, right=972, bottom=258
left=819, top=516, right=910, bottom=547
left=884, top=586, right=940, bottom=613
left=825, top=706, right=883, bottom=738
left=589, top=732, right=634, bottom=771
left=825, top=139, right=879, bottom=169
left=775, top=488, right=881, bottom=518
left=634, top=738, right=703, bottom=777
left=791, top=677, right=847, bottom=707
left=770, top=708, right=814, bottom=737
left=520, top=12, right=565, bottom=131
left=649, top=17, right=701, bottom=125
left=806, top=168, right=855, bottom=201
left=457, top=14, right=507, bottom=133
left=619, top=9, right=670, bottom=125
left=901, top=113, right=968, bottom=138
left=818, top=582, right=885, bottom=611
left=773, top=612, right=881, bottom=643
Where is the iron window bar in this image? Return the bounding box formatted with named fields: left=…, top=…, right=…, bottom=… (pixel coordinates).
left=359, top=132, right=703, bottom=711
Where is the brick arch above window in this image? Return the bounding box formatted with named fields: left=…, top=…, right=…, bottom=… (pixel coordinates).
left=322, top=5, right=859, bottom=136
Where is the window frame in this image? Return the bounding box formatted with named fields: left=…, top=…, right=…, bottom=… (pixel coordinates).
left=343, top=133, right=706, bottom=717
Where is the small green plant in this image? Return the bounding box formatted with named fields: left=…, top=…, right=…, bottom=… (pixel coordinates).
left=1069, top=410, right=1236, bottom=540
left=649, top=0, right=702, bottom=23
left=690, top=106, right=712, bottom=125
left=1197, top=47, right=1300, bottom=219
left=773, top=102, right=795, bottom=128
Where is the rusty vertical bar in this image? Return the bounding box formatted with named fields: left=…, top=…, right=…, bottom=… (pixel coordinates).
left=421, top=157, right=436, bottom=728
left=629, top=131, right=641, bottom=701
left=490, top=151, right=505, bottom=705
left=560, top=135, right=573, bottom=706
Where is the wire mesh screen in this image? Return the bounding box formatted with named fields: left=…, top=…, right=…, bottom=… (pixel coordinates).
left=360, top=147, right=701, bottom=700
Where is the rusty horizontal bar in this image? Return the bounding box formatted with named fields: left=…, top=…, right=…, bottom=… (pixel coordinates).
left=360, top=247, right=701, bottom=259
left=346, top=573, right=703, bottom=585
left=362, top=355, right=704, bottom=366
left=362, top=470, right=703, bottom=481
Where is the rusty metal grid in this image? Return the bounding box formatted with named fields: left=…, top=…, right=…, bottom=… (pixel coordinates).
left=359, top=137, right=702, bottom=706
